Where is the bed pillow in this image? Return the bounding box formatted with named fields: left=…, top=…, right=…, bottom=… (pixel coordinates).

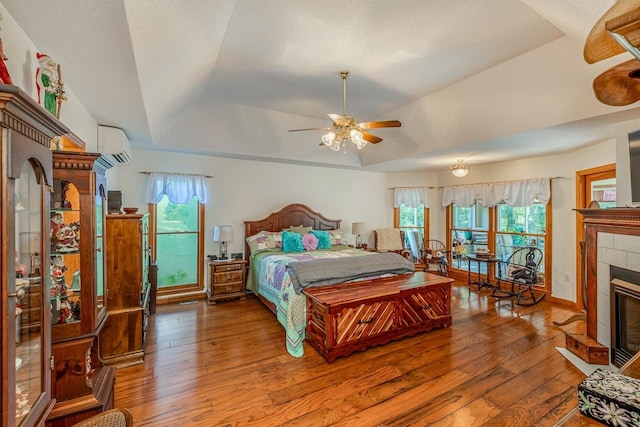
left=328, top=229, right=348, bottom=246
left=310, top=230, right=331, bottom=249
left=287, top=224, right=312, bottom=235
left=302, top=233, right=319, bottom=251
left=282, top=230, right=304, bottom=252
left=246, top=230, right=282, bottom=254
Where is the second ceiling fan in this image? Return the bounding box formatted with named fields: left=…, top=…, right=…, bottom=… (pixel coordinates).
left=288, top=71, right=401, bottom=151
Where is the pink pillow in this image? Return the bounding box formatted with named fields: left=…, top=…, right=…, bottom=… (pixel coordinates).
left=302, top=233, right=319, bottom=251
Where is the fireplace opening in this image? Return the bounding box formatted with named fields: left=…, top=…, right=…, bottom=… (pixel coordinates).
left=611, top=265, right=640, bottom=367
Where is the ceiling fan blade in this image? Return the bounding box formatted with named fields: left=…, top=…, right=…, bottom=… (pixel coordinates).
left=362, top=131, right=382, bottom=144
left=593, top=59, right=640, bottom=106
left=584, top=0, right=639, bottom=64
left=288, top=127, right=332, bottom=132
left=358, top=120, right=402, bottom=129
left=327, top=113, right=349, bottom=126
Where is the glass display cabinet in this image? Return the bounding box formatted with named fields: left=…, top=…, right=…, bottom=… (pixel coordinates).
left=46, top=151, right=115, bottom=427
left=0, top=85, right=61, bottom=427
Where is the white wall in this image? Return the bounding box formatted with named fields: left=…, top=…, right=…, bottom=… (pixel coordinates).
left=108, top=148, right=392, bottom=257
left=0, top=3, right=97, bottom=148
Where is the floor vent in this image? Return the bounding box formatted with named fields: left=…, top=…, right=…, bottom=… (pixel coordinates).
left=179, top=299, right=198, bottom=305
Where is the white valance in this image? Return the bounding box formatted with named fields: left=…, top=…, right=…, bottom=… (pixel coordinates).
left=442, top=178, right=550, bottom=208
left=145, top=172, right=208, bottom=204
left=394, top=187, right=428, bottom=208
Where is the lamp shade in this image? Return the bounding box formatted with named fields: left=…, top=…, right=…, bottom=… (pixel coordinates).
left=213, top=225, right=233, bottom=242
left=352, top=222, right=366, bottom=235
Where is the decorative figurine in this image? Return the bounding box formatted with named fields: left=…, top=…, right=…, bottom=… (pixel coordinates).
left=36, top=53, right=65, bottom=117
left=0, top=11, right=13, bottom=85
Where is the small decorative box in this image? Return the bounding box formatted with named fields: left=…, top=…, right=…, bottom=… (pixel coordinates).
left=579, top=368, right=640, bottom=426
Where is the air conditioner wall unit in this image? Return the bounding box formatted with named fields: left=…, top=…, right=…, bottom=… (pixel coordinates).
left=98, top=125, right=132, bottom=165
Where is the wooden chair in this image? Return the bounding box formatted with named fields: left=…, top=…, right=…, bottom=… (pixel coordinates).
left=72, top=408, right=133, bottom=427
left=423, top=239, right=450, bottom=277
left=493, top=247, right=545, bottom=306
left=373, top=229, right=409, bottom=258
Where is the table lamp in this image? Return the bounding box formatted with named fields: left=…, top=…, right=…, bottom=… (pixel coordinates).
left=213, top=225, right=233, bottom=260
left=352, top=222, right=365, bottom=249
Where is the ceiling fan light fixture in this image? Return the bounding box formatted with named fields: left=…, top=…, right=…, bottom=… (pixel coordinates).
left=450, top=159, right=469, bottom=177
left=322, top=131, right=336, bottom=147
left=350, top=129, right=367, bottom=150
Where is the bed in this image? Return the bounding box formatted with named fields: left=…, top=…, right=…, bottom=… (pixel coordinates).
left=243, top=204, right=453, bottom=361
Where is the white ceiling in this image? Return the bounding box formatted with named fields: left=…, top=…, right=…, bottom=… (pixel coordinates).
left=2, top=0, right=638, bottom=172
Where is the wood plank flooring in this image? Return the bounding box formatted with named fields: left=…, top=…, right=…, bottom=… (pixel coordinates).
left=114, top=282, right=589, bottom=426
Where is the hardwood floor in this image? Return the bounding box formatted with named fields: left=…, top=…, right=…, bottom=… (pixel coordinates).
left=114, top=281, right=589, bottom=426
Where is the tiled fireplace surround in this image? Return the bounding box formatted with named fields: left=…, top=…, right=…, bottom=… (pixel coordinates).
left=580, top=208, right=640, bottom=356
left=595, top=232, right=640, bottom=348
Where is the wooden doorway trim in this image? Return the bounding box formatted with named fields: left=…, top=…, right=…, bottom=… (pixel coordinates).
left=575, top=164, right=616, bottom=310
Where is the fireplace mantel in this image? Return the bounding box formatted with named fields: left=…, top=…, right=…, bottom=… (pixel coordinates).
left=576, top=208, right=640, bottom=341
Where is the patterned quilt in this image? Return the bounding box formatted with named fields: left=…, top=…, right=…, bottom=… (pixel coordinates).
left=256, top=248, right=374, bottom=358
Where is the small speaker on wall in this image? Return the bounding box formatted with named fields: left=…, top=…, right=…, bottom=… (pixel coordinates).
left=107, top=190, right=123, bottom=214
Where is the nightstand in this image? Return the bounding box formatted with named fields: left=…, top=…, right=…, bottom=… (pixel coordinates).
left=207, top=259, right=247, bottom=304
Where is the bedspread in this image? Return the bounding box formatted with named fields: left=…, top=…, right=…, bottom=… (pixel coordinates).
left=253, top=248, right=376, bottom=357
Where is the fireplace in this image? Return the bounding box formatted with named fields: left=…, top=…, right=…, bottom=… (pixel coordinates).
left=611, top=265, right=640, bottom=367
left=576, top=208, right=640, bottom=367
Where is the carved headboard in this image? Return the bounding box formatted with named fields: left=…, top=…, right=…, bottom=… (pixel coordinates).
left=243, top=203, right=341, bottom=262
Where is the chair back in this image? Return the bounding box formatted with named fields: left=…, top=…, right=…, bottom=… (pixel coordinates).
left=502, top=247, right=544, bottom=285
left=72, top=408, right=133, bottom=427
left=373, top=228, right=405, bottom=252
left=406, top=230, right=422, bottom=261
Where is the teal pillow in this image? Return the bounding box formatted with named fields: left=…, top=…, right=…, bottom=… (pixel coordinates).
left=282, top=230, right=304, bottom=253
left=310, top=230, right=331, bottom=249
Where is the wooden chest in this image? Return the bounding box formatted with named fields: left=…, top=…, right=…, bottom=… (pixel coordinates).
left=303, top=272, right=453, bottom=363
left=566, top=333, right=609, bottom=365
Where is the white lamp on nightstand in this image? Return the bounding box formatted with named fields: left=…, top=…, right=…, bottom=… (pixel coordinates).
left=352, top=222, right=365, bottom=249
left=213, top=225, right=233, bottom=260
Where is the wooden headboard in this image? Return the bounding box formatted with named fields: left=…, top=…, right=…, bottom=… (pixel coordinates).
left=243, top=203, right=341, bottom=262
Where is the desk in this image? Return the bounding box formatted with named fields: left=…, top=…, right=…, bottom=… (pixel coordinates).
left=464, top=254, right=500, bottom=291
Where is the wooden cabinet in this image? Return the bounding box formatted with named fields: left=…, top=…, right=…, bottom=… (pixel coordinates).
left=46, top=151, right=116, bottom=427
left=1, top=85, right=59, bottom=427
left=100, top=213, right=151, bottom=367
left=207, top=260, right=247, bottom=304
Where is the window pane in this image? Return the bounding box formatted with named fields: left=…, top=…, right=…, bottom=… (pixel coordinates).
left=156, top=233, right=199, bottom=288
left=399, top=205, right=424, bottom=227
left=452, top=205, right=471, bottom=229
left=156, top=197, right=198, bottom=232
left=154, top=195, right=200, bottom=290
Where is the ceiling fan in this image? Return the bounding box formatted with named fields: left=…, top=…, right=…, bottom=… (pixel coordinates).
left=288, top=71, right=401, bottom=151
left=584, top=0, right=640, bottom=106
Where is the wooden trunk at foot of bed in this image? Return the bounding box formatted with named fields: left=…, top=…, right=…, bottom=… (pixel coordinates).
left=303, top=272, right=453, bottom=363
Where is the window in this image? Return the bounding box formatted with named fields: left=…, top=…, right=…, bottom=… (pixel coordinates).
left=450, top=202, right=490, bottom=271
left=496, top=202, right=547, bottom=276
left=447, top=200, right=551, bottom=292
left=150, top=196, right=204, bottom=294
left=394, top=204, right=428, bottom=247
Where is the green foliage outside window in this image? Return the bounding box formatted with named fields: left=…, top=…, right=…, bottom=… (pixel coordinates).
left=155, top=196, right=200, bottom=288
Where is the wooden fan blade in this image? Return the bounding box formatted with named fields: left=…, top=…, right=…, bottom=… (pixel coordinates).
left=288, top=127, right=332, bottom=132
left=584, top=0, right=639, bottom=64
left=327, top=113, right=349, bottom=126
left=358, top=120, right=402, bottom=129
left=593, top=59, right=640, bottom=106
left=362, top=131, right=382, bottom=144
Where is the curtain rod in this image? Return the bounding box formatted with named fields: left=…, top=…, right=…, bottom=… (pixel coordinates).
left=438, top=176, right=566, bottom=188
left=388, top=186, right=437, bottom=189
left=139, top=171, right=214, bottom=178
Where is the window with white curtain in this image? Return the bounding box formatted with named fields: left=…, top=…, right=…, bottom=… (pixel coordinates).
left=393, top=187, right=429, bottom=249
left=146, top=173, right=207, bottom=294
left=444, top=178, right=551, bottom=293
